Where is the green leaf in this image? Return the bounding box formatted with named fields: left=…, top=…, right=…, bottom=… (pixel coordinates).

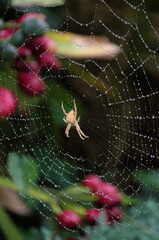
left=0, top=207, right=22, bottom=240
left=12, top=0, right=65, bottom=7
left=47, top=31, right=121, bottom=59
left=63, top=184, right=98, bottom=201
left=7, top=152, right=39, bottom=192
left=121, top=193, right=139, bottom=206
left=135, top=170, right=159, bottom=192
left=77, top=201, right=159, bottom=240
left=60, top=200, right=87, bottom=217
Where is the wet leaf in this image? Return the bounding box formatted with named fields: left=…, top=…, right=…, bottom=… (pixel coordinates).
left=47, top=31, right=121, bottom=59
left=7, top=152, right=39, bottom=192
left=12, top=0, right=65, bottom=7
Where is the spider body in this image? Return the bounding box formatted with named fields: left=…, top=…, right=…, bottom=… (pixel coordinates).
left=65, top=110, right=76, bottom=125
left=62, top=100, right=89, bottom=140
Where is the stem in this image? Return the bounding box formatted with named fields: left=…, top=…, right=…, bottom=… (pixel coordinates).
left=4, top=23, right=21, bottom=29
left=0, top=177, right=61, bottom=215
left=0, top=207, right=22, bottom=240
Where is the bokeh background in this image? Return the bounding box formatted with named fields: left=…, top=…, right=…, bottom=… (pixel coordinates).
left=0, top=0, right=159, bottom=239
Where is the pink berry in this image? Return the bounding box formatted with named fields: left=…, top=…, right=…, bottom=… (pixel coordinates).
left=107, top=207, right=122, bottom=224
left=0, top=88, right=17, bottom=118
left=82, top=174, right=102, bottom=193
left=14, top=59, right=40, bottom=74
left=97, top=183, right=121, bottom=208
left=28, top=36, right=57, bottom=55
left=16, top=13, right=46, bottom=24
left=0, top=29, right=12, bottom=39
left=37, top=52, right=61, bottom=70
left=17, top=72, right=46, bottom=96
left=85, top=209, right=100, bottom=225
left=57, top=210, right=81, bottom=229
left=17, top=47, right=31, bottom=58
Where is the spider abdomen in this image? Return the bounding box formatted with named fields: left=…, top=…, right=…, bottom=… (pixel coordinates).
left=65, top=110, right=76, bottom=125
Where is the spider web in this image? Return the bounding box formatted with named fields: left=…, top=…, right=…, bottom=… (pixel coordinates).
left=0, top=0, right=159, bottom=238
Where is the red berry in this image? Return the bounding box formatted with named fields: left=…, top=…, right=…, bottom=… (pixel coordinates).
left=0, top=29, right=11, bottom=39
left=16, top=13, right=46, bottom=24
left=97, top=183, right=121, bottom=208
left=17, top=47, right=31, bottom=58
left=85, top=209, right=100, bottom=225
left=82, top=174, right=102, bottom=193
left=0, top=88, right=17, bottom=118
left=37, top=52, right=61, bottom=70
left=14, top=59, right=40, bottom=74
left=17, top=72, right=46, bottom=96
left=107, top=207, right=122, bottom=224
left=57, top=210, right=81, bottom=229
left=28, top=36, right=57, bottom=55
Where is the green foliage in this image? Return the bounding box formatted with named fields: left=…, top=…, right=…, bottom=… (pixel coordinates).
left=7, top=152, right=39, bottom=192
left=135, top=170, right=159, bottom=192
left=77, top=201, right=159, bottom=240
left=0, top=207, right=22, bottom=240
left=25, top=227, right=53, bottom=240
left=12, top=0, right=65, bottom=7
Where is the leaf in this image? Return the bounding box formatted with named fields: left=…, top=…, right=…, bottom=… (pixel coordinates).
left=7, top=152, right=39, bottom=192
left=63, top=184, right=98, bottom=201
left=121, top=193, right=139, bottom=206
left=135, top=170, right=159, bottom=192
left=47, top=31, right=121, bottom=59
left=60, top=200, right=87, bottom=217
left=12, top=0, right=65, bottom=7
left=0, top=207, right=22, bottom=240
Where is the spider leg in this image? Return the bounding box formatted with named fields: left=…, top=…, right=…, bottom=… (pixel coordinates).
left=63, top=117, right=67, bottom=123
left=79, top=128, right=89, bottom=139
left=77, top=116, right=80, bottom=122
left=61, top=101, right=67, bottom=115
left=73, top=99, right=77, bottom=118
left=65, top=124, right=71, bottom=138
left=76, top=123, right=88, bottom=140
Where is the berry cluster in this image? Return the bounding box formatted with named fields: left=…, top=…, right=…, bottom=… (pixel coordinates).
left=83, top=174, right=122, bottom=224
left=56, top=174, right=122, bottom=240
left=0, top=13, right=60, bottom=119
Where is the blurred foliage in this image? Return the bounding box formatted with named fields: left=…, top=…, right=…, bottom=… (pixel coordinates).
left=12, top=0, right=65, bottom=7
left=0, top=0, right=159, bottom=240
left=77, top=201, right=159, bottom=240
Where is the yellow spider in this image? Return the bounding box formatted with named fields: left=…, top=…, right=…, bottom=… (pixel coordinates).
left=62, top=100, right=89, bottom=140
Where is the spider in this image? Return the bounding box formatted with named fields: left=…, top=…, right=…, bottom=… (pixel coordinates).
left=62, top=100, right=89, bottom=140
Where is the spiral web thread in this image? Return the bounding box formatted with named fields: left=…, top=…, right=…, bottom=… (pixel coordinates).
left=0, top=0, right=159, bottom=237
